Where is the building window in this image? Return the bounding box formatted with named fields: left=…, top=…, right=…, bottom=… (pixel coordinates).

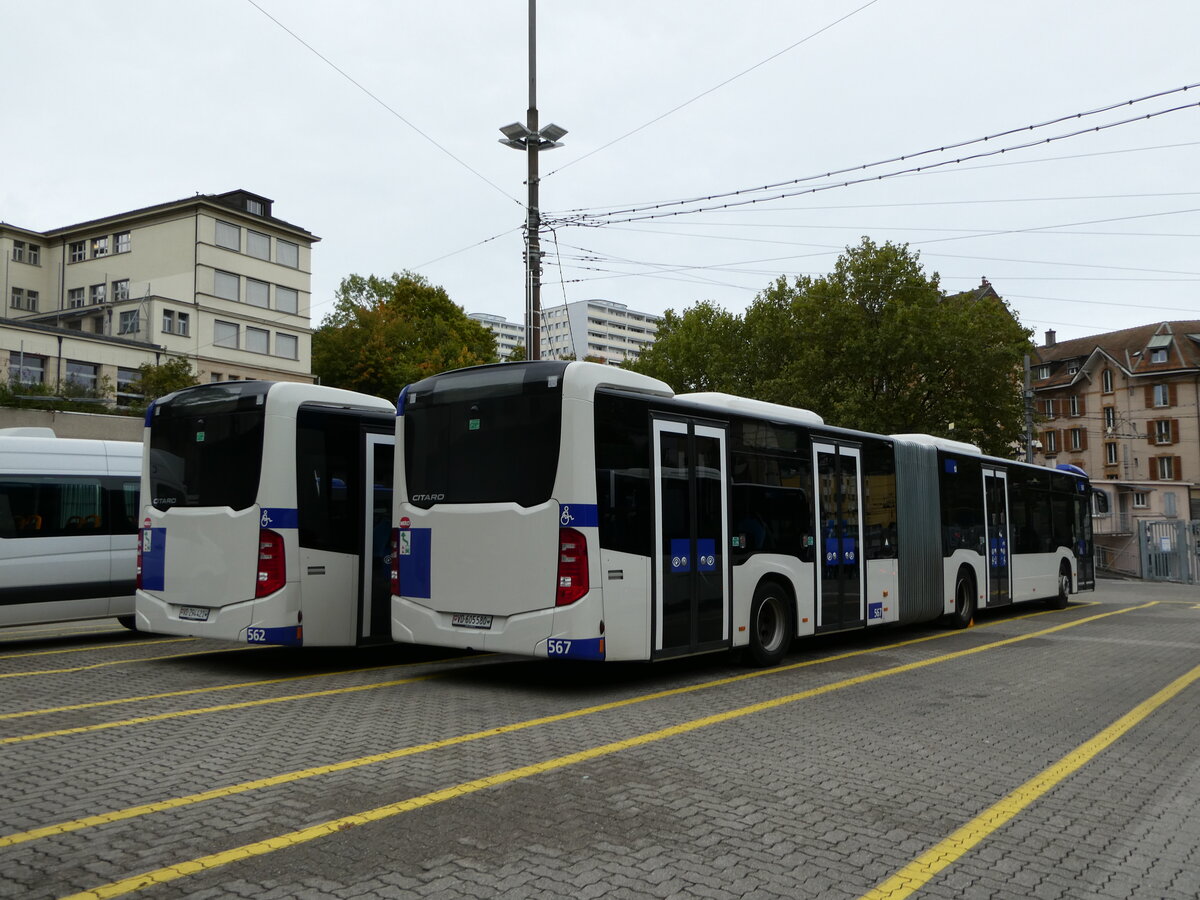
left=1152, top=384, right=1169, bottom=407
left=90, top=283, right=106, bottom=304
left=1041, top=399, right=1055, bottom=418
left=162, top=310, right=175, bottom=334
left=11, top=288, right=24, bottom=310
left=118, top=310, right=140, bottom=335
left=1154, top=420, right=1173, bottom=444
left=1042, top=431, right=1058, bottom=454
left=27, top=244, right=40, bottom=265
left=1067, top=363, right=1079, bottom=375
left=246, top=198, right=265, bottom=216
left=1103, top=407, right=1116, bottom=431
left=177, top=312, right=190, bottom=337
left=247, top=231, right=270, bottom=260
left=246, top=278, right=270, bottom=308
left=1069, top=395, right=1080, bottom=417
left=91, top=236, right=109, bottom=258
left=275, top=286, right=298, bottom=314
left=1164, top=492, right=1177, bottom=518
left=115, top=231, right=131, bottom=254
left=68, top=287, right=85, bottom=308
left=1150, top=348, right=1168, bottom=364
left=214, top=320, right=239, bottom=348
left=277, top=239, right=299, bottom=268
left=215, top=220, right=240, bottom=251
left=24, top=290, right=38, bottom=311
left=116, top=367, right=142, bottom=406
left=1102, top=369, right=1113, bottom=393
left=65, top=360, right=98, bottom=391
left=112, top=279, right=130, bottom=302
left=69, top=241, right=86, bottom=263
left=1069, top=428, right=1085, bottom=451
left=1092, top=489, right=1110, bottom=516
left=1156, top=457, right=1175, bottom=480
left=11, top=240, right=24, bottom=262
left=1132, top=491, right=1149, bottom=509
left=275, top=333, right=298, bottom=359
left=8, top=353, right=45, bottom=385
left=1105, top=442, right=1118, bottom=465
left=1034, top=365, right=1051, bottom=380
left=214, top=270, right=239, bottom=301
left=245, top=327, right=269, bottom=354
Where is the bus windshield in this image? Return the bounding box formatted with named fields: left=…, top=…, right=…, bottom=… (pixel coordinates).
left=403, top=363, right=568, bottom=508
left=148, top=382, right=269, bottom=512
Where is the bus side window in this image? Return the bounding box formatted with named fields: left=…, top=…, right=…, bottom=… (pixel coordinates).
left=0, top=492, right=16, bottom=539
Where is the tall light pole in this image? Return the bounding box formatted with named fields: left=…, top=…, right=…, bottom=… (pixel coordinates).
left=498, top=0, right=565, bottom=360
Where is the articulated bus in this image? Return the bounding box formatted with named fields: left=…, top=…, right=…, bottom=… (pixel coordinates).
left=136, top=381, right=397, bottom=646
left=391, top=361, right=1094, bottom=665
left=1, top=428, right=141, bottom=630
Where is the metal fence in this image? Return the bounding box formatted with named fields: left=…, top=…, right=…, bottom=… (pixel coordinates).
left=1137, top=520, right=1200, bottom=584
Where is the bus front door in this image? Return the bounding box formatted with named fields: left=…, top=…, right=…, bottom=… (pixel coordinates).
left=813, top=442, right=864, bottom=632
left=652, top=419, right=729, bottom=658
left=982, top=467, right=1011, bottom=606
left=360, top=433, right=395, bottom=642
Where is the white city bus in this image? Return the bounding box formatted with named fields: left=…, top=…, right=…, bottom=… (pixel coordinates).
left=0, top=428, right=141, bottom=630
left=391, top=361, right=1094, bottom=665
left=136, top=381, right=397, bottom=646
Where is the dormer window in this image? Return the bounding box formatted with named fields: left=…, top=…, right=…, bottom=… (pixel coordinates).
left=1147, top=334, right=1172, bottom=364
left=1067, top=363, right=1079, bottom=375
left=246, top=199, right=265, bottom=216
left=1150, top=348, right=1168, bottom=364
left=1034, top=365, right=1051, bottom=380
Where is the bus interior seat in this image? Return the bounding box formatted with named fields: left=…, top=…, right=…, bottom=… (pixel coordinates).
left=17, top=513, right=43, bottom=532
left=85, top=514, right=102, bottom=529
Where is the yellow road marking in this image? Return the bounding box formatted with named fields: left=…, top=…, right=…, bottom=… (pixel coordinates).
left=860, top=660, right=1200, bottom=900
left=0, top=637, right=192, bottom=661
left=0, top=645, right=259, bottom=680
left=55, top=604, right=1150, bottom=897
left=1, top=603, right=1100, bottom=849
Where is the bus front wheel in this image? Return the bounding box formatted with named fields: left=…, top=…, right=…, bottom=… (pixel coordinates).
left=950, top=570, right=976, bottom=630
left=747, top=581, right=792, bottom=667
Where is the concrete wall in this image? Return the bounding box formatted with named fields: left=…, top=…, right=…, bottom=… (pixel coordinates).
left=0, top=407, right=142, bottom=441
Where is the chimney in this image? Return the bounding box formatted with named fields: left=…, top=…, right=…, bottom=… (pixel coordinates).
left=1045, top=329, right=1057, bottom=348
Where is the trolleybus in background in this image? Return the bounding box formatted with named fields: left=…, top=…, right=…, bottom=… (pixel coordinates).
left=391, top=361, right=1094, bottom=666
left=136, top=381, right=397, bottom=646
left=0, top=428, right=141, bottom=630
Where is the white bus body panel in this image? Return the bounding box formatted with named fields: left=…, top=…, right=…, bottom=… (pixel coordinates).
left=730, top=554, right=814, bottom=643
left=0, top=434, right=140, bottom=627
left=596, top=550, right=651, bottom=661
left=865, top=557, right=899, bottom=625
left=1010, top=550, right=1072, bottom=602
left=296, top=547, right=358, bottom=646
left=135, top=505, right=261, bottom=637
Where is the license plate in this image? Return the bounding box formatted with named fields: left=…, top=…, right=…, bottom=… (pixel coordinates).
left=178, top=606, right=210, bottom=622
left=451, top=612, right=492, bottom=629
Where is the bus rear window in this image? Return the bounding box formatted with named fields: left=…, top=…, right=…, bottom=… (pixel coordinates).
left=149, top=383, right=268, bottom=511
left=403, top=364, right=566, bottom=508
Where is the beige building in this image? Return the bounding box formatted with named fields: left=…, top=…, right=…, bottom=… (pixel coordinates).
left=2, top=189, right=318, bottom=404
left=541, top=299, right=660, bottom=364
left=1030, top=321, right=1200, bottom=574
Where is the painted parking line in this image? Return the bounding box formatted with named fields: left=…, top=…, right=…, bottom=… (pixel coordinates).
left=54, top=604, right=1151, bottom=898
left=860, top=660, right=1200, bottom=900
left=0, top=645, right=262, bottom=680
left=0, top=603, right=1099, bottom=849
left=0, top=637, right=193, bottom=661
left=0, top=656, right=492, bottom=746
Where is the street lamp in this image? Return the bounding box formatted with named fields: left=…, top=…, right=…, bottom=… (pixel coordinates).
left=497, top=0, right=566, bottom=361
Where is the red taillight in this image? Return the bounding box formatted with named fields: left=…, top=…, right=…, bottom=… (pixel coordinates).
left=390, top=528, right=400, bottom=595
left=136, top=529, right=144, bottom=590
left=556, top=527, right=589, bottom=607
left=255, top=528, right=286, bottom=598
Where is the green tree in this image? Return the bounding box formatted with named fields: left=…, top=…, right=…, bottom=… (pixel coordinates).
left=131, top=357, right=199, bottom=405
left=507, top=344, right=527, bottom=362
left=627, top=300, right=745, bottom=392
left=312, top=272, right=497, bottom=400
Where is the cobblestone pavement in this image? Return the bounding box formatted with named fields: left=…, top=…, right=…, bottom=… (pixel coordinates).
left=0, top=578, right=1196, bottom=899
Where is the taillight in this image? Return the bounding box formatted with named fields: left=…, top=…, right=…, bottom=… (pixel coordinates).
left=256, top=528, right=286, bottom=598
left=136, top=529, right=144, bottom=590
left=390, top=528, right=400, bottom=595
left=556, top=527, right=589, bottom=606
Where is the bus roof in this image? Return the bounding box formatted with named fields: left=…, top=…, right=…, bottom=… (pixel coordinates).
left=675, top=392, right=825, bottom=426
left=0, top=433, right=141, bottom=476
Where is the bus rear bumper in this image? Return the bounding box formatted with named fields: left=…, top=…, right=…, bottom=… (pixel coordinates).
left=135, top=590, right=255, bottom=641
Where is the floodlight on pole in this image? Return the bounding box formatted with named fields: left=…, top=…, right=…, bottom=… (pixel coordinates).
left=497, top=0, right=566, bottom=361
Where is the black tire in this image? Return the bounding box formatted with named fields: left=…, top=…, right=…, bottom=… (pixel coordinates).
left=1049, top=564, right=1071, bottom=609
left=950, top=568, right=976, bottom=629
left=747, top=580, right=792, bottom=667
left=117, top=615, right=138, bottom=631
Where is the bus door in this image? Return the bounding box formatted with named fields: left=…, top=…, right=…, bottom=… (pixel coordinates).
left=360, top=432, right=395, bottom=642
left=813, top=442, right=864, bottom=632
left=982, top=467, right=1011, bottom=606
left=652, top=418, right=729, bottom=658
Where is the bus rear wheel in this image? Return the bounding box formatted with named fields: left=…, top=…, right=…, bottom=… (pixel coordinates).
left=950, top=569, right=975, bottom=630
left=747, top=581, right=791, bottom=667
left=117, top=615, right=137, bottom=631
left=1049, top=564, right=1071, bottom=609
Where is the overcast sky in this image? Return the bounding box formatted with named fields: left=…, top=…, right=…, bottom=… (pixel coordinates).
left=3, top=1, right=1198, bottom=345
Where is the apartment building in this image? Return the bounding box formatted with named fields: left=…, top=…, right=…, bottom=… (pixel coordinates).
left=541, top=299, right=659, bottom=364
left=2, top=189, right=318, bottom=403
left=1029, top=321, right=1200, bottom=573
left=467, top=312, right=524, bottom=359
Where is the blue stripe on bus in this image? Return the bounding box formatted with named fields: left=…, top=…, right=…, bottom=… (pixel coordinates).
left=547, top=637, right=605, bottom=660
left=398, top=527, right=432, bottom=599
left=559, top=503, right=598, bottom=528
left=142, top=528, right=167, bottom=591
left=144, top=402, right=155, bottom=426
left=259, top=508, right=299, bottom=529
left=247, top=625, right=304, bottom=646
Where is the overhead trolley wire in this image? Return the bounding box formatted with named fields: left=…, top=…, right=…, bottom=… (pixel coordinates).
left=547, top=83, right=1200, bottom=227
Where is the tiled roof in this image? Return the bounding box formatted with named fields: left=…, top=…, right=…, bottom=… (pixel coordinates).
left=1032, top=321, right=1200, bottom=389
